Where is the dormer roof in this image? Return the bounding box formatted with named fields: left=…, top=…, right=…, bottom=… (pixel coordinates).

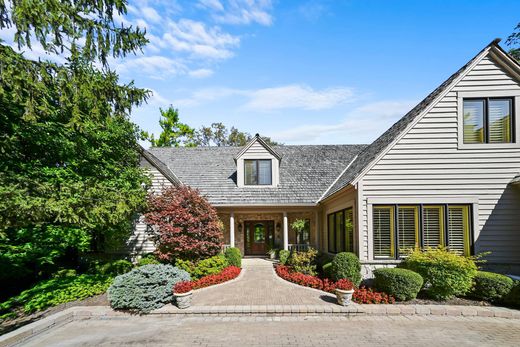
left=233, top=134, right=282, bottom=161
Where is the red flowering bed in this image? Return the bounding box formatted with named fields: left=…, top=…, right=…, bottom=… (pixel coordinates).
left=192, top=266, right=241, bottom=290
left=275, top=265, right=394, bottom=304
left=353, top=287, right=395, bottom=304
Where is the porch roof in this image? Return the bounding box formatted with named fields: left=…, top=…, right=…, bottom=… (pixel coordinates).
left=146, top=144, right=366, bottom=205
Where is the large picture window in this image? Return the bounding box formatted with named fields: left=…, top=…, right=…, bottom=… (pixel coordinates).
left=373, top=204, right=472, bottom=259
left=463, top=98, right=514, bottom=144
left=327, top=207, right=354, bottom=253
left=244, top=159, right=272, bottom=185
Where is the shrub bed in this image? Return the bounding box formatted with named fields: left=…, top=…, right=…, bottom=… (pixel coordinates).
left=402, top=248, right=477, bottom=300
left=192, top=266, right=241, bottom=290
left=176, top=255, right=228, bottom=280
left=0, top=274, right=112, bottom=319
left=373, top=268, right=423, bottom=301
left=471, top=271, right=514, bottom=303
left=108, top=264, right=190, bottom=313
left=503, top=281, right=520, bottom=308
left=331, top=252, right=362, bottom=285
left=353, top=287, right=395, bottom=304
left=287, top=247, right=318, bottom=276
left=275, top=265, right=394, bottom=304
left=224, top=247, right=242, bottom=268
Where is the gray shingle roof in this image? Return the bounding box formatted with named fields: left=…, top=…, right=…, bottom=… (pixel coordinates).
left=320, top=39, right=503, bottom=200
left=147, top=145, right=366, bottom=205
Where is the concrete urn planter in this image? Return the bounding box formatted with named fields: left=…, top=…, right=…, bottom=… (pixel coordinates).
left=335, top=288, right=355, bottom=306
left=174, top=291, right=193, bottom=309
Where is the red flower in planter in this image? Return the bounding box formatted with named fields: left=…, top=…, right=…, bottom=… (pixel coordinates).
left=335, top=279, right=355, bottom=291
left=174, top=281, right=193, bottom=294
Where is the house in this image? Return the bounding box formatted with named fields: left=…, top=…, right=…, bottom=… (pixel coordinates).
left=132, top=39, right=520, bottom=277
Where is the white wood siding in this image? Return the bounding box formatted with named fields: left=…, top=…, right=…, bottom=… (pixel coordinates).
left=360, top=54, right=520, bottom=264
left=127, top=156, right=173, bottom=256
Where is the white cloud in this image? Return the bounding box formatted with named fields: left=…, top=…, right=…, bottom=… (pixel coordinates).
left=271, top=100, right=416, bottom=143
left=172, top=84, right=356, bottom=110
left=162, top=19, right=240, bottom=60
left=244, top=85, right=355, bottom=111
left=147, top=89, right=173, bottom=106
left=198, top=0, right=224, bottom=11
left=115, top=55, right=187, bottom=79
left=189, top=68, right=214, bottom=78
left=141, top=6, right=162, bottom=23
left=199, top=0, right=273, bottom=26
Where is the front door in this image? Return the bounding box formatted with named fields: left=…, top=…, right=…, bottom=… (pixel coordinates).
left=244, top=220, right=274, bottom=255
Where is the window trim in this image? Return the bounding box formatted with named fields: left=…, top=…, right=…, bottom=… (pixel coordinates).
left=327, top=207, right=355, bottom=254
left=457, top=91, right=520, bottom=149
left=244, top=159, right=272, bottom=186
left=462, top=97, right=514, bottom=144
left=371, top=203, right=474, bottom=260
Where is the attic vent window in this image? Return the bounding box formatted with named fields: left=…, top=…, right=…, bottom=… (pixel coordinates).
left=244, top=159, right=272, bottom=185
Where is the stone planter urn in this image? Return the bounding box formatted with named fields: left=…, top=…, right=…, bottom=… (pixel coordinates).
left=335, top=288, right=355, bottom=306
left=174, top=291, right=193, bottom=309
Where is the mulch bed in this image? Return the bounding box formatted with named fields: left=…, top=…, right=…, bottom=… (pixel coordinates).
left=0, top=294, right=109, bottom=336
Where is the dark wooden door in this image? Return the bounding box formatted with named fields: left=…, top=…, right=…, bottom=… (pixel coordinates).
left=245, top=221, right=274, bottom=255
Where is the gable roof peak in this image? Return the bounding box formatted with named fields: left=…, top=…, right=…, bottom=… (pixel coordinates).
left=234, top=133, right=282, bottom=161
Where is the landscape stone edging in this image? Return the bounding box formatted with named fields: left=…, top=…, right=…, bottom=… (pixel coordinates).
left=2, top=304, right=520, bottom=347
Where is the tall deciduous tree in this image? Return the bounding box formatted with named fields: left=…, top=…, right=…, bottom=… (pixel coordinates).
left=148, top=106, right=196, bottom=147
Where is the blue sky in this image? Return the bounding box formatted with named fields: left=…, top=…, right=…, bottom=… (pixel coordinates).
left=10, top=0, right=520, bottom=145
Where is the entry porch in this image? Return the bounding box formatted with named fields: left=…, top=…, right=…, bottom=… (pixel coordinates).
left=218, top=207, right=320, bottom=256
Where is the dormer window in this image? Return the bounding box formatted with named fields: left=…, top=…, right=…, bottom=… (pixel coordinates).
left=235, top=134, right=281, bottom=188
left=245, top=159, right=272, bottom=185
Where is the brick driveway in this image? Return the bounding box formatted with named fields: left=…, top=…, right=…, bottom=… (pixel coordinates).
left=192, top=258, right=336, bottom=305
left=22, top=315, right=520, bottom=347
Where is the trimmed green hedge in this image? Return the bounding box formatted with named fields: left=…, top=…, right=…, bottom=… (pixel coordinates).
left=472, top=271, right=514, bottom=302
left=373, top=268, right=423, bottom=301
left=331, top=252, right=361, bottom=285
left=224, top=247, right=242, bottom=268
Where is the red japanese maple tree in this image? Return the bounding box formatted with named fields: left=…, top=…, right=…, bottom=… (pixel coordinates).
left=144, top=186, right=223, bottom=262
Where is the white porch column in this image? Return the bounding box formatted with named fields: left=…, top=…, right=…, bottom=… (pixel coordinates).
left=283, top=212, right=288, bottom=251
left=229, top=212, right=235, bottom=247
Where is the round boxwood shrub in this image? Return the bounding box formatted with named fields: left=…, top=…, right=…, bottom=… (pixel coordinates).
left=402, top=248, right=477, bottom=300
left=107, top=264, right=190, bottom=313
left=472, top=271, right=514, bottom=302
left=224, top=247, right=242, bottom=268
left=137, top=255, right=160, bottom=267
left=503, top=281, right=520, bottom=308
left=331, top=252, right=362, bottom=285
left=373, top=268, right=423, bottom=301
left=322, top=262, right=333, bottom=279
left=279, top=250, right=290, bottom=265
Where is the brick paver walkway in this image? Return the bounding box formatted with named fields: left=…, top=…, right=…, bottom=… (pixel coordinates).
left=22, top=315, right=520, bottom=347
left=192, top=258, right=336, bottom=305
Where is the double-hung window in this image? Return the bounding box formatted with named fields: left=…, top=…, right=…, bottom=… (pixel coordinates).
left=327, top=207, right=354, bottom=253
left=463, top=98, right=514, bottom=144
left=244, top=159, right=272, bottom=185
left=373, top=204, right=472, bottom=259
